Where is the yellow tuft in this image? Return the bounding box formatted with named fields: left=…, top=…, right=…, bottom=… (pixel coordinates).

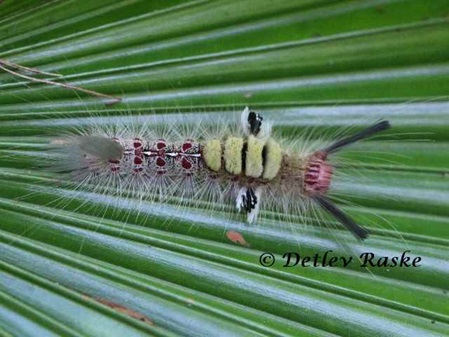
left=245, top=135, right=265, bottom=178
left=262, top=138, right=282, bottom=180
left=203, top=139, right=222, bottom=172
left=224, top=137, right=243, bottom=175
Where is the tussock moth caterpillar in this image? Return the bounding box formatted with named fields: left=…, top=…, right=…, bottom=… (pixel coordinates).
left=51, top=107, right=390, bottom=240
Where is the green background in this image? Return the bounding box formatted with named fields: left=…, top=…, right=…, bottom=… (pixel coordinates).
left=0, top=0, right=448, bottom=336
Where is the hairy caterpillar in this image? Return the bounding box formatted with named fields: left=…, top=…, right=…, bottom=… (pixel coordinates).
left=52, top=107, right=390, bottom=240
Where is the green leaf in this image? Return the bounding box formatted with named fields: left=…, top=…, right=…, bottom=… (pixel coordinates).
left=1, top=0, right=448, bottom=336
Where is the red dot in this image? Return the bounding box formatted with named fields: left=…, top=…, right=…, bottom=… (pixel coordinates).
left=182, top=157, right=192, bottom=170
left=182, top=142, right=192, bottom=152
left=133, top=139, right=142, bottom=148
left=134, top=157, right=143, bottom=165
left=156, top=140, right=166, bottom=150
left=156, top=157, right=166, bottom=167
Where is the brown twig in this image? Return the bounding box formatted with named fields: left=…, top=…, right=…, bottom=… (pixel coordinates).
left=0, top=58, right=62, bottom=77
left=0, top=59, right=121, bottom=105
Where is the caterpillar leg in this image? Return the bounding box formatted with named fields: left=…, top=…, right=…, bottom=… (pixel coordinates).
left=236, top=186, right=263, bottom=223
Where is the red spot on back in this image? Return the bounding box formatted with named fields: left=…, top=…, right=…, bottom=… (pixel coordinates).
left=182, top=142, right=192, bottom=152
left=133, top=138, right=142, bottom=149
left=108, top=159, right=121, bottom=172
left=134, top=157, right=143, bottom=165
left=156, top=157, right=166, bottom=167
left=156, top=140, right=166, bottom=150
left=182, top=157, right=192, bottom=170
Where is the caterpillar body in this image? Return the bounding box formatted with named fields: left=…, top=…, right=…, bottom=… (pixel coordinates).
left=56, top=107, right=390, bottom=240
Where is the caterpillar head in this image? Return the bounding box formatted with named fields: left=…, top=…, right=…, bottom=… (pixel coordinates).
left=304, top=151, right=333, bottom=196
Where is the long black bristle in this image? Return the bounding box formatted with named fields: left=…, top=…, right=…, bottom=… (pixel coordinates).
left=313, top=195, right=369, bottom=240
left=324, top=120, right=391, bottom=154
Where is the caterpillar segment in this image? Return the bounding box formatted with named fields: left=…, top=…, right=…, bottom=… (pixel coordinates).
left=72, top=107, right=390, bottom=240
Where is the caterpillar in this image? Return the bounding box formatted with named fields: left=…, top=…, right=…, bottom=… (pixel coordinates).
left=53, top=107, right=390, bottom=240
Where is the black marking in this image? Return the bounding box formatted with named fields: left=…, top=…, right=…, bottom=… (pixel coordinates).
left=324, top=121, right=391, bottom=154
left=313, top=195, right=369, bottom=240
left=241, top=142, right=248, bottom=173
left=242, top=187, right=258, bottom=212
left=261, top=145, right=268, bottom=170
left=248, top=111, right=263, bottom=135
